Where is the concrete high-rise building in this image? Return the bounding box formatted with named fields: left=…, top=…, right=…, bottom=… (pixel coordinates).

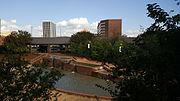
left=43, top=21, right=56, bottom=37
left=97, top=19, right=122, bottom=38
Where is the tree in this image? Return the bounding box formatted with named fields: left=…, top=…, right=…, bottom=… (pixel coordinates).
left=101, top=3, right=180, bottom=101
left=134, top=3, right=180, bottom=100
left=90, top=38, right=124, bottom=65
left=0, top=45, right=7, bottom=54
left=3, top=30, right=32, bottom=54
left=91, top=38, right=111, bottom=63
left=0, top=55, right=62, bottom=100
left=70, top=31, right=95, bottom=44
left=70, top=31, right=95, bottom=57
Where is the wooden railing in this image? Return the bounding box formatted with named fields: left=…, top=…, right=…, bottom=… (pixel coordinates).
left=29, top=54, right=48, bottom=64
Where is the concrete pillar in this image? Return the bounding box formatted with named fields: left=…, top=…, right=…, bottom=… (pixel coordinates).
left=47, top=45, right=51, bottom=53
left=65, top=45, right=68, bottom=51
left=29, top=45, right=32, bottom=53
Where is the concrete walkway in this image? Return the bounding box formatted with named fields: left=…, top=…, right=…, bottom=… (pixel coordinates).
left=52, top=89, right=112, bottom=101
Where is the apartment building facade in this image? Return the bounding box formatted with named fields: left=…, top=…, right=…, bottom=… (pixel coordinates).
left=97, top=19, right=122, bottom=38
left=43, top=21, right=56, bottom=37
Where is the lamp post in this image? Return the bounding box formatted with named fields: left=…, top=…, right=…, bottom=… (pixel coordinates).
left=119, top=43, right=122, bottom=53
left=87, top=41, right=91, bottom=58
left=88, top=43, right=90, bottom=49
left=119, top=43, right=124, bottom=87
left=87, top=41, right=91, bottom=49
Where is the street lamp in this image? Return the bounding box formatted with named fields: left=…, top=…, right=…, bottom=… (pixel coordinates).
left=87, top=41, right=91, bottom=58
left=119, top=43, right=122, bottom=53
left=88, top=43, right=90, bottom=49
left=87, top=41, right=91, bottom=49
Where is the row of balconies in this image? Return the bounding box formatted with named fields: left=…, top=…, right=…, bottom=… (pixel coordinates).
left=97, top=22, right=107, bottom=35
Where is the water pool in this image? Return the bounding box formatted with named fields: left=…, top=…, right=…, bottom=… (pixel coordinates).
left=55, top=70, right=112, bottom=97
left=50, top=56, right=72, bottom=60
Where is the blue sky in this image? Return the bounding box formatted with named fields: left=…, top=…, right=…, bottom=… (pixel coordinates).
left=0, top=0, right=179, bottom=37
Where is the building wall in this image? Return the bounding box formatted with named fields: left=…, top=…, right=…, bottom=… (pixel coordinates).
left=97, top=19, right=122, bottom=38
left=107, top=20, right=122, bottom=38
left=43, top=22, right=50, bottom=37
left=43, top=21, right=56, bottom=37
left=0, top=37, right=5, bottom=45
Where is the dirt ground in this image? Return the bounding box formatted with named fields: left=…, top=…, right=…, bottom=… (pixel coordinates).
left=0, top=53, right=115, bottom=68
left=47, top=53, right=115, bottom=68
left=0, top=53, right=40, bottom=62
left=52, top=89, right=112, bottom=101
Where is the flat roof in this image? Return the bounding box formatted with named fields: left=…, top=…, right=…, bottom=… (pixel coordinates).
left=30, top=37, right=70, bottom=45
left=100, top=19, right=122, bottom=22
left=42, top=20, right=52, bottom=22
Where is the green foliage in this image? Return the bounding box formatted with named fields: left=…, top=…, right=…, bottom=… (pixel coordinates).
left=69, top=43, right=78, bottom=55
left=91, top=39, right=111, bottom=62
left=147, top=3, right=179, bottom=31
left=70, top=31, right=95, bottom=44
left=0, top=55, right=62, bottom=101
left=91, top=38, right=123, bottom=64
left=3, top=30, right=32, bottom=54
left=110, top=3, right=180, bottom=101
left=77, top=43, right=87, bottom=57
left=70, top=42, right=89, bottom=57
left=70, top=31, right=95, bottom=57
left=70, top=37, right=125, bottom=64
left=0, top=45, right=7, bottom=54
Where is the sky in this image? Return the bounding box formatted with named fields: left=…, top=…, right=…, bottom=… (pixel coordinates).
left=0, top=0, right=179, bottom=37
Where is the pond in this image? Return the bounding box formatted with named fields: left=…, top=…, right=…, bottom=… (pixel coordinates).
left=55, top=70, right=113, bottom=97
left=50, top=56, right=71, bottom=60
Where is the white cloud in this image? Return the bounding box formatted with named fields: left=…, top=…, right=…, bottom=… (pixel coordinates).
left=1, top=18, right=141, bottom=37
left=32, top=26, right=42, bottom=37
left=1, top=20, right=18, bottom=33
left=56, top=17, right=98, bottom=37
left=123, top=30, right=141, bottom=37
left=1, top=19, right=42, bottom=37
left=1, top=20, right=11, bottom=26
left=69, top=18, right=88, bottom=25
left=11, top=20, right=17, bottom=23
left=0, top=18, right=98, bottom=37
left=56, top=18, right=140, bottom=37
left=58, top=20, right=67, bottom=26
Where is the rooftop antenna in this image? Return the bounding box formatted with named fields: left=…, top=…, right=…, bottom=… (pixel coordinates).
left=31, top=25, right=33, bottom=35
left=60, top=26, right=61, bottom=37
